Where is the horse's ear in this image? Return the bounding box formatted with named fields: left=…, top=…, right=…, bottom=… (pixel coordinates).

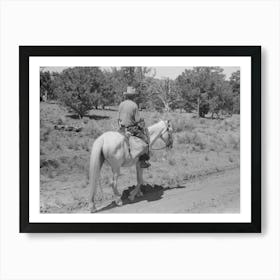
left=167, top=119, right=172, bottom=129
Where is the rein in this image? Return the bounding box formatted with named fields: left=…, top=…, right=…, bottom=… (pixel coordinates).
left=151, top=145, right=168, bottom=151
left=150, top=127, right=171, bottom=151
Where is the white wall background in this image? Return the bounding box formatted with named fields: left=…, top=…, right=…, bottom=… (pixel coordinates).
left=0, top=0, right=279, bottom=279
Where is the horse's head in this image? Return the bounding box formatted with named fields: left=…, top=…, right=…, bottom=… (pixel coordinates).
left=159, top=119, right=173, bottom=149
left=148, top=119, right=174, bottom=149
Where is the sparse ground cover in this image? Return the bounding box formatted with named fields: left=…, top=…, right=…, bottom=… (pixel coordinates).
left=40, top=102, right=240, bottom=213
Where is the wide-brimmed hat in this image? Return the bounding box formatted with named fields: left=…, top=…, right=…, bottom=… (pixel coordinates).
left=123, top=86, right=138, bottom=95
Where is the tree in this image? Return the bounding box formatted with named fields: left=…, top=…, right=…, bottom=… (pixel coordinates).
left=176, top=67, right=228, bottom=117
left=40, top=70, right=54, bottom=101
left=208, top=80, right=233, bottom=118
left=107, top=67, right=127, bottom=105
left=97, top=70, right=117, bottom=109
left=176, top=68, right=210, bottom=116
left=119, top=67, right=155, bottom=107
left=191, top=67, right=226, bottom=117
left=229, top=70, right=240, bottom=114
left=229, top=70, right=240, bottom=94
left=103, top=67, right=156, bottom=107
left=55, top=67, right=104, bottom=118
left=176, top=70, right=195, bottom=112
left=147, top=78, right=180, bottom=112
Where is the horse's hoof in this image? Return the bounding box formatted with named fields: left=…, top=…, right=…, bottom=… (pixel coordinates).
left=128, top=195, right=135, bottom=202
left=115, top=198, right=123, bottom=206
left=114, top=191, right=122, bottom=197
left=136, top=190, right=143, bottom=197
left=88, top=202, right=97, bottom=213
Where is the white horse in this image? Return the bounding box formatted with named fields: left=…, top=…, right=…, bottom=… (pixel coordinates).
left=89, top=120, right=173, bottom=212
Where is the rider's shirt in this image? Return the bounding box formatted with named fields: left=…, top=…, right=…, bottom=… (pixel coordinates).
left=118, top=100, right=140, bottom=127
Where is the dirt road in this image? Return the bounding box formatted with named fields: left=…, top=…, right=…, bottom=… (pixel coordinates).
left=99, top=167, right=240, bottom=213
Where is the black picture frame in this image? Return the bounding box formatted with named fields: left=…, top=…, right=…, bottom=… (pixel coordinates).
left=20, top=46, right=261, bottom=233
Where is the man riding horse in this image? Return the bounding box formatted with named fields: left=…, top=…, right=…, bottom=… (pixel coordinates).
left=89, top=87, right=173, bottom=211
left=118, top=86, right=151, bottom=168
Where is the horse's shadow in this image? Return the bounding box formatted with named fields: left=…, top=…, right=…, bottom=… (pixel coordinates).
left=97, top=184, right=185, bottom=213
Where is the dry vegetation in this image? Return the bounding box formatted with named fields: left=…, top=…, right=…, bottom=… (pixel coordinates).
left=40, top=102, right=240, bottom=213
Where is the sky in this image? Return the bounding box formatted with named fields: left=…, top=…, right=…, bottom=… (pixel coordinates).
left=43, top=66, right=240, bottom=80
left=153, top=66, right=239, bottom=80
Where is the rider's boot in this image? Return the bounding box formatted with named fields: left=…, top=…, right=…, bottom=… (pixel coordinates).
left=139, top=153, right=151, bottom=168
left=139, top=160, right=151, bottom=168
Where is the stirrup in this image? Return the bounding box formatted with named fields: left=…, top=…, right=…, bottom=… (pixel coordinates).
left=140, top=161, right=151, bottom=169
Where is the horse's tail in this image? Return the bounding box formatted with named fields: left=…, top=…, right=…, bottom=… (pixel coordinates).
left=89, top=136, right=105, bottom=212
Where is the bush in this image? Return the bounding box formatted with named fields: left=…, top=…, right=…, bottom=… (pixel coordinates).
left=192, top=132, right=205, bottom=150
left=173, top=119, right=194, bottom=133
left=168, top=158, right=176, bottom=166
left=225, top=134, right=240, bottom=150
left=68, top=139, right=80, bottom=150
left=82, top=121, right=102, bottom=139
left=177, top=131, right=206, bottom=150
left=40, top=126, right=51, bottom=142
left=177, top=132, right=193, bottom=145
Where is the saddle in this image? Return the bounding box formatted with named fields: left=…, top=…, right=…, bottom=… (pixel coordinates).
left=118, top=120, right=149, bottom=142
left=118, top=120, right=149, bottom=159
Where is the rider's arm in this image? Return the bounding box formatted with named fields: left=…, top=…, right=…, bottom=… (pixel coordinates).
left=134, top=105, right=141, bottom=123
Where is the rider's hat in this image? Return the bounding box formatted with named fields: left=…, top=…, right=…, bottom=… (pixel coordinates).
left=123, top=86, right=138, bottom=96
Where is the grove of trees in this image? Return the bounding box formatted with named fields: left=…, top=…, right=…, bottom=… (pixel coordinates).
left=40, top=66, right=240, bottom=118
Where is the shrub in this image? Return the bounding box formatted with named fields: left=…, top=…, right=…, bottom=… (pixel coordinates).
left=68, top=139, right=79, bottom=150
left=173, top=119, right=195, bottom=133
left=177, top=131, right=205, bottom=150
left=83, top=121, right=102, bottom=139
left=225, top=134, right=240, bottom=150
left=40, top=127, right=51, bottom=142
left=81, top=140, right=90, bottom=151
left=177, top=132, right=193, bottom=145
left=168, top=158, right=176, bottom=166
left=51, top=138, right=62, bottom=150
left=56, top=117, right=65, bottom=125
left=192, top=132, right=205, bottom=150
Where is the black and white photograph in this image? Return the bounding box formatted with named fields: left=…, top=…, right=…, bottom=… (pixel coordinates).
left=40, top=65, right=241, bottom=214
left=20, top=46, right=260, bottom=232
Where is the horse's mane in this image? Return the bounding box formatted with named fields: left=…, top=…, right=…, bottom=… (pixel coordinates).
left=148, top=120, right=166, bottom=131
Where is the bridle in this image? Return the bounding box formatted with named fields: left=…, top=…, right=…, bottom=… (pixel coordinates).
left=151, top=122, right=173, bottom=151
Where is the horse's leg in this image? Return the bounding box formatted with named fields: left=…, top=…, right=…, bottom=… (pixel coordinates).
left=99, top=178, right=104, bottom=201
left=128, top=161, right=143, bottom=201
left=136, top=162, right=144, bottom=197
left=89, top=176, right=100, bottom=213
left=112, top=172, right=121, bottom=196
left=89, top=188, right=98, bottom=213
left=112, top=171, right=122, bottom=206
